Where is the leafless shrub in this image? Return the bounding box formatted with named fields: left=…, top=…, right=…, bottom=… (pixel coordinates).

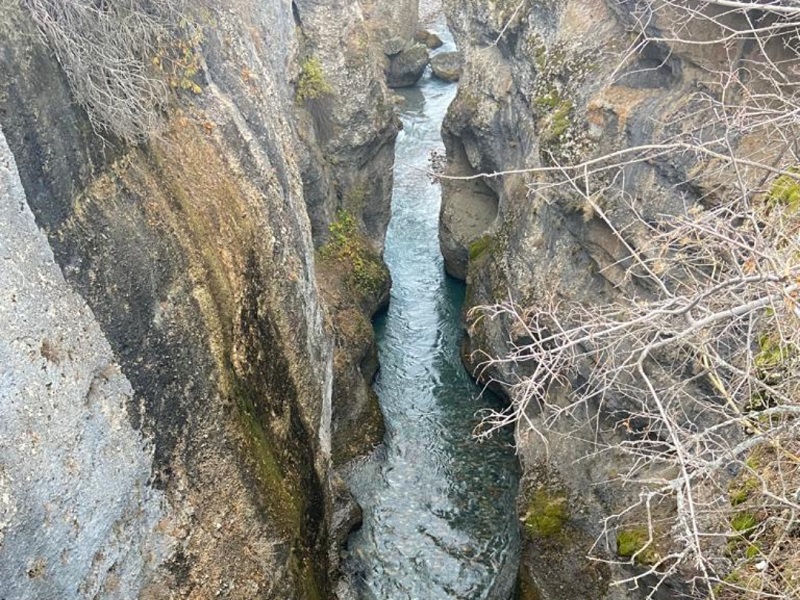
left=467, top=1, right=800, bottom=598
left=23, top=0, right=184, bottom=143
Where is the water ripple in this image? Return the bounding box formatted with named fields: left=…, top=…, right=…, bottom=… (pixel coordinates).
left=344, top=22, right=520, bottom=600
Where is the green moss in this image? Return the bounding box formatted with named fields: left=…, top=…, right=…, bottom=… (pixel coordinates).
left=745, top=543, right=761, bottom=559
left=731, top=511, right=758, bottom=533
left=320, top=210, right=388, bottom=296
left=752, top=332, right=796, bottom=402
left=533, top=90, right=563, bottom=110
left=755, top=332, right=794, bottom=371
left=616, top=528, right=659, bottom=565
left=469, top=234, right=494, bottom=261
left=296, top=57, right=332, bottom=103
left=729, top=475, right=758, bottom=506
left=234, top=388, right=302, bottom=531
left=768, top=167, right=800, bottom=210
left=533, top=91, right=561, bottom=110
left=235, top=382, right=328, bottom=598
left=524, top=488, right=569, bottom=538
left=543, top=99, right=574, bottom=143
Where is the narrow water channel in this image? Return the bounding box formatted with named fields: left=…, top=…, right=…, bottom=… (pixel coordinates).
left=344, top=26, right=521, bottom=600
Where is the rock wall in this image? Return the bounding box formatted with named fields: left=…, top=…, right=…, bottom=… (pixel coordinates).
left=0, top=125, right=171, bottom=600
left=291, top=0, right=398, bottom=473
left=440, top=0, right=790, bottom=598
left=0, top=0, right=402, bottom=597
left=362, top=0, right=420, bottom=42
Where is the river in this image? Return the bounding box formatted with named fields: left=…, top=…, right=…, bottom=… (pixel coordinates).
left=343, top=24, right=521, bottom=600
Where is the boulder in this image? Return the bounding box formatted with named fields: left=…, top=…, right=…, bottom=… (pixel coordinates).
left=431, top=51, right=462, bottom=82
left=382, top=36, right=406, bottom=57
left=414, top=29, right=444, bottom=49
left=385, top=43, right=429, bottom=88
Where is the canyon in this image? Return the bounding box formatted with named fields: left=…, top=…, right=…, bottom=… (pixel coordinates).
left=1, top=1, right=798, bottom=600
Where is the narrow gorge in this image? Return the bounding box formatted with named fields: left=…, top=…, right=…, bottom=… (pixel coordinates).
left=1, top=1, right=799, bottom=600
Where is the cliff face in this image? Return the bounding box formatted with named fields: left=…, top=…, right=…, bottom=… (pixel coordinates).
left=440, top=0, right=791, bottom=598
left=292, top=0, right=398, bottom=469
left=0, top=0, right=398, bottom=597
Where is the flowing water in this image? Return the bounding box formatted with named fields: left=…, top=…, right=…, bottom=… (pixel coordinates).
left=344, top=26, right=521, bottom=600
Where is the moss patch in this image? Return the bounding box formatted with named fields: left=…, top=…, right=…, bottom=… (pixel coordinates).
left=768, top=167, right=800, bottom=210
left=296, top=57, right=332, bottom=103
left=541, top=98, right=574, bottom=144
left=616, top=528, right=659, bottom=565
left=234, top=388, right=302, bottom=531
left=524, top=488, right=569, bottom=539
left=468, top=234, right=495, bottom=261
left=319, top=210, right=388, bottom=296
left=755, top=332, right=795, bottom=373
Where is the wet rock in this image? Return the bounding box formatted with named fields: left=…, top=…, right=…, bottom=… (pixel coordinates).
left=431, top=51, right=462, bottom=82
left=439, top=131, right=498, bottom=280
left=414, top=29, right=444, bottom=49
left=386, top=43, right=430, bottom=88
left=330, top=472, right=363, bottom=557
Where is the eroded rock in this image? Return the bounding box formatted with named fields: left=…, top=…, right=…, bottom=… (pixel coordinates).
left=441, top=0, right=777, bottom=597
left=414, top=29, right=444, bottom=49
left=0, top=0, right=398, bottom=598
left=431, top=51, right=461, bottom=81
left=386, top=43, right=430, bottom=88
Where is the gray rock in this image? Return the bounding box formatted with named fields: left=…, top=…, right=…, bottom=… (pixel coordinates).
left=370, top=0, right=419, bottom=42
left=414, top=29, right=444, bottom=49
left=383, top=36, right=407, bottom=57
left=439, top=141, right=498, bottom=279
left=386, top=43, right=430, bottom=88
left=431, top=51, right=462, bottom=82
left=0, top=125, right=171, bottom=600
left=0, top=0, right=396, bottom=596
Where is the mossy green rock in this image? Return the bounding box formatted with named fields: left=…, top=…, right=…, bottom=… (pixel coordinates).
left=524, top=488, right=569, bottom=538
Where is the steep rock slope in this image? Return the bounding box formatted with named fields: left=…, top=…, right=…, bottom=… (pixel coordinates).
left=292, top=0, right=399, bottom=469
left=441, top=0, right=797, bottom=598
left=0, top=0, right=399, bottom=597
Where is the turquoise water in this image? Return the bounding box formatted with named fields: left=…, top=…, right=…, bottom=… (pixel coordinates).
left=344, top=32, right=520, bottom=600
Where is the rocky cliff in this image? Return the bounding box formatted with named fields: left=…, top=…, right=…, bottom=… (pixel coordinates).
left=0, top=0, right=400, bottom=597
left=441, top=0, right=798, bottom=598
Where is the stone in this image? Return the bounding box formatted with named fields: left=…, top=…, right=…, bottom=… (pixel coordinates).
left=383, top=36, right=407, bottom=57
left=385, top=43, right=430, bottom=88
left=431, top=51, right=462, bottom=82
left=0, top=122, right=171, bottom=600
left=370, top=0, right=419, bottom=42
left=414, top=29, right=444, bottom=49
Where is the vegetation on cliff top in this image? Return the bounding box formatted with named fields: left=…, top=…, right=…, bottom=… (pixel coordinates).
left=23, top=0, right=208, bottom=143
